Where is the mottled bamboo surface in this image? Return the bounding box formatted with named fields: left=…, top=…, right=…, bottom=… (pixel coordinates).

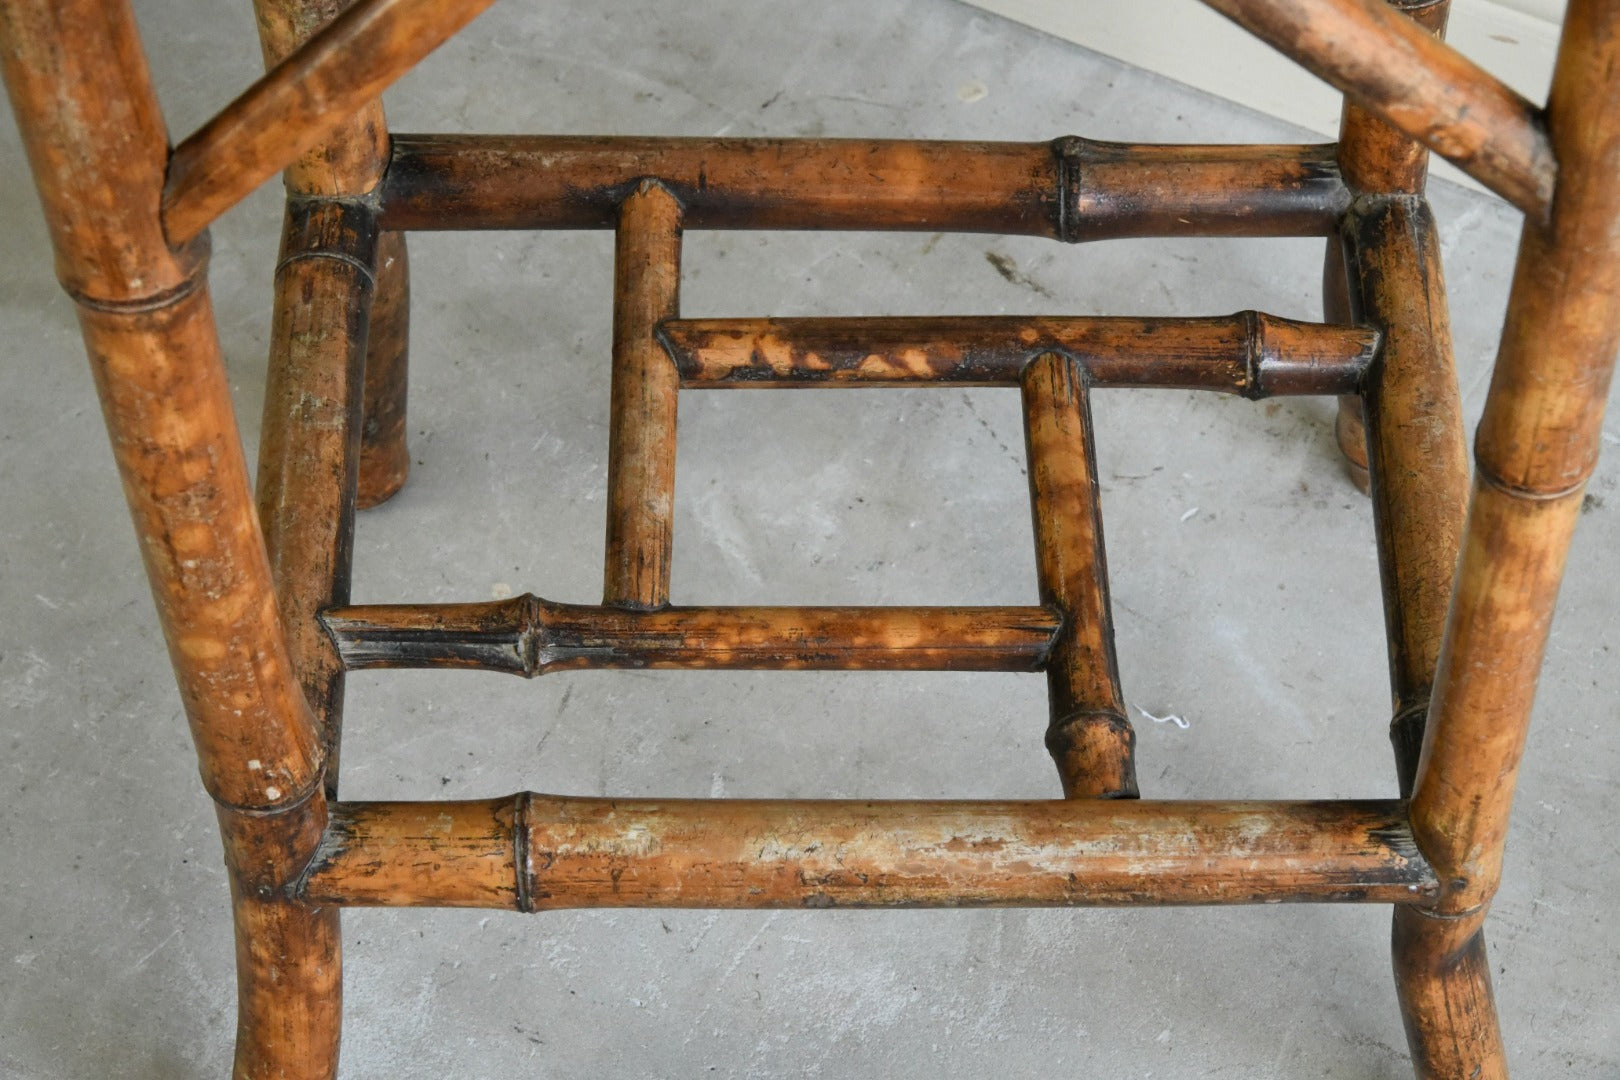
left=1, top=1, right=1616, bottom=1078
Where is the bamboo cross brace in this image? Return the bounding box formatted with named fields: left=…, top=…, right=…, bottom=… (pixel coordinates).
left=298, top=796, right=1442, bottom=910
left=377, top=135, right=1351, bottom=239
left=1198, top=0, right=1554, bottom=216
left=321, top=598, right=1061, bottom=675
left=661, top=313, right=1377, bottom=393
left=162, top=0, right=502, bottom=244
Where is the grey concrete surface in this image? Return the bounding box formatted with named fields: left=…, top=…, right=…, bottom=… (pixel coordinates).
left=2, top=1, right=1617, bottom=1077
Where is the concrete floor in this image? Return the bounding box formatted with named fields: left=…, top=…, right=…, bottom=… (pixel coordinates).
left=2, top=1, right=1617, bottom=1077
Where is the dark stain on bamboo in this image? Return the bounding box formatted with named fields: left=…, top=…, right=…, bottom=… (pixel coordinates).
left=1022, top=353, right=1136, bottom=799
left=603, top=182, right=682, bottom=609
left=257, top=198, right=377, bottom=791
left=378, top=135, right=1349, bottom=239
left=1198, top=0, right=1554, bottom=217
left=1342, top=196, right=1469, bottom=797
left=321, top=597, right=1060, bottom=674
left=661, top=312, right=1376, bottom=395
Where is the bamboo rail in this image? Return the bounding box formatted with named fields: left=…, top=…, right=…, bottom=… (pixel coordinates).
left=162, top=0, right=502, bottom=244
left=661, top=313, right=1376, bottom=394
left=299, top=796, right=1441, bottom=910
left=1022, top=354, right=1136, bottom=799
left=321, top=598, right=1060, bottom=675
left=377, top=135, right=1350, bottom=238
left=1197, top=0, right=1554, bottom=217
left=603, top=183, right=683, bottom=609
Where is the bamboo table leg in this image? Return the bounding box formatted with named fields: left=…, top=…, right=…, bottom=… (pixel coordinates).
left=1327, top=0, right=1451, bottom=495
left=1399, top=2, right=1620, bottom=1075
left=249, top=3, right=398, bottom=1075
left=251, top=0, right=410, bottom=511
left=1, top=3, right=339, bottom=1079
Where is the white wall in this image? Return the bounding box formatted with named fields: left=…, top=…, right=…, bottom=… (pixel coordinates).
left=961, top=0, right=1564, bottom=194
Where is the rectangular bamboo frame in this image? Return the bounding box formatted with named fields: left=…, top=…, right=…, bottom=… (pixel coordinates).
left=5, top=0, right=1619, bottom=1076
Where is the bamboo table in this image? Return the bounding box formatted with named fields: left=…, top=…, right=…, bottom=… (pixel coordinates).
left=1, top=0, right=1614, bottom=1076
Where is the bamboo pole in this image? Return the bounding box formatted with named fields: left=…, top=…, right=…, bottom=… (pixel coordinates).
left=300, top=796, right=1439, bottom=910
left=1392, top=906, right=1500, bottom=1079
left=378, top=135, right=1350, bottom=238
left=603, top=182, right=683, bottom=609
left=1198, top=0, right=1554, bottom=217
left=1022, top=354, right=1136, bottom=799
left=2, top=0, right=322, bottom=816
left=1410, top=0, right=1620, bottom=919
left=320, top=597, right=1061, bottom=675
left=1335, top=0, right=1452, bottom=196
left=1396, top=2, right=1620, bottom=1075
left=256, top=199, right=377, bottom=788
left=358, top=229, right=411, bottom=507
left=249, top=0, right=414, bottom=512
left=162, top=0, right=501, bottom=244
left=250, top=0, right=391, bottom=196
left=0, top=3, right=339, bottom=1077
left=661, top=313, right=1375, bottom=394
left=1343, top=198, right=1469, bottom=795
left=1326, top=0, right=1450, bottom=495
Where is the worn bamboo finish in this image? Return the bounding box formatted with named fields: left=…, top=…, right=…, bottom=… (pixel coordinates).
left=1392, top=906, right=1504, bottom=1079
left=250, top=0, right=389, bottom=196
left=358, top=229, right=411, bottom=507
left=256, top=199, right=376, bottom=785
left=2, top=0, right=321, bottom=815
left=240, top=8, right=391, bottom=1068
left=378, top=135, right=1350, bottom=239
left=1395, top=2, right=1620, bottom=1074
left=1342, top=198, right=1469, bottom=794
left=301, top=796, right=1439, bottom=910
left=322, top=597, right=1061, bottom=675
left=218, top=802, right=340, bottom=1080
left=1328, top=0, right=1450, bottom=494
left=1198, top=0, right=1553, bottom=216
left=603, top=183, right=683, bottom=609
left=251, top=0, right=412, bottom=514
left=163, top=0, right=501, bottom=243
left=1021, top=354, right=1136, bottom=799
left=8, top=0, right=1619, bottom=1073
left=0, top=4, right=339, bottom=1079
left=1410, top=0, right=1620, bottom=914
left=1335, top=0, right=1451, bottom=197
left=76, top=284, right=327, bottom=811
left=662, top=313, right=1376, bottom=394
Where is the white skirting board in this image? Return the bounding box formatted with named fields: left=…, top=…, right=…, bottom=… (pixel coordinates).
left=960, top=0, right=1564, bottom=196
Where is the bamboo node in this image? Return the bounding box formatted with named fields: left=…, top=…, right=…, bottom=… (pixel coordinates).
left=62, top=238, right=211, bottom=314
left=1050, top=135, right=1089, bottom=244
